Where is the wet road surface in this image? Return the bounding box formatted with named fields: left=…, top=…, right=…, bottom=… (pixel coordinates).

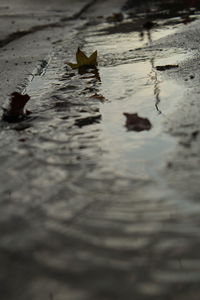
left=1, top=1, right=200, bottom=299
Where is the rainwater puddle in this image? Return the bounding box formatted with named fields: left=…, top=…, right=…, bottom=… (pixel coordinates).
left=84, top=17, right=198, bottom=180
left=24, top=21, right=192, bottom=184
left=85, top=31, right=191, bottom=180
left=87, top=18, right=189, bottom=54
left=99, top=67, right=182, bottom=179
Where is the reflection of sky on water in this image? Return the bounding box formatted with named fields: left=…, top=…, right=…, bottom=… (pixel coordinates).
left=87, top=20, right=189, bottom=54
left=96, top=53, right=188, bottom=180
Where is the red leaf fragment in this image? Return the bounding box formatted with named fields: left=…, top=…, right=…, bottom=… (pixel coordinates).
left=2, top=92, right=31, bottom=122
left=123, top=113, right=152, bottom=132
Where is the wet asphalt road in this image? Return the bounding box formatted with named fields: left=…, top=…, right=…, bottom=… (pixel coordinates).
left=1, top=1, right=200, bottom=300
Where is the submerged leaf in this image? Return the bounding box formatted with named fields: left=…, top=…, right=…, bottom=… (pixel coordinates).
left=123, top=113, right=152, bottom=132
left=67, top=48, right=98, bottom=69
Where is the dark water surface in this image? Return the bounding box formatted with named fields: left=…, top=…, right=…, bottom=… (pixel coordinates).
left=1, top=2, right=200, bottom=300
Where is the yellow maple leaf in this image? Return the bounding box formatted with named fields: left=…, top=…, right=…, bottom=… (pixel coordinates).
left=66, top=48, right=97, bottom=69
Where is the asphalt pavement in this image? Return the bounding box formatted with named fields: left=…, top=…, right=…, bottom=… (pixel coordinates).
left=1, top=1, right=200, bottom=300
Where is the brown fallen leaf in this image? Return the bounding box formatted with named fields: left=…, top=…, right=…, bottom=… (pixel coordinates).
left=123, top=113, right=152, bottom=131
left=2, top=92, right=31, bottom=122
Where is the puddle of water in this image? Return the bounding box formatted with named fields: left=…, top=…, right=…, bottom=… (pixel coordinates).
left=24, top=20, right=191, bottom=184
left=87, top=20, right=186, bottom=54
left=19, top=15, right=194, bottom=186
left=83, top=12, right=199, bottom=182
left=96, top=64, right=178, bottom=179
left=84, top=49, right=189, bottom=180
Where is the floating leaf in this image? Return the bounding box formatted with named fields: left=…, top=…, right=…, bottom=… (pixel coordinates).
left=67, top=48, right=98, bottom=69
left=123, top=113, right=152, bottom=131
left=2, top=92, right=30, bottom=122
